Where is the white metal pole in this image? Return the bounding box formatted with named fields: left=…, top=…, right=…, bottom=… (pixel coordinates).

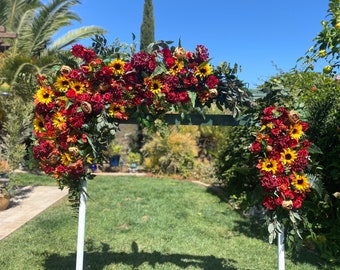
left=278, top=224, right=285, bottom=270
left=76, top=180, right=87, bottom=270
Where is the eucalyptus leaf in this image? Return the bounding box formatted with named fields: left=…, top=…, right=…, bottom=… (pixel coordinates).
left=188, top=91, right=197, bottom=108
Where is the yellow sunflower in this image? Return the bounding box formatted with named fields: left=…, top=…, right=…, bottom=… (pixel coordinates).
left=61, top=153, right=72, bottom=165
left=35, top=87, right=54, bottom=104
left=281, top=148, right=297, bottom=165
left=70, top=80, right=85, bottom=94
left=109, top=59, right=125, bottom=76
left=52, top=111, right=66, bottom=130
left=289, top=123, right=303, bottom=140
left=194, top=63, right=213, bottom=79
left=33, top=114, right=45, bottom=133
left=169, top=59, right=184, bottom=75
left=55, top=76, right=71, bottom=92
left=261, top=158, right=278, bottom=174
left=147, top=78, right=163, bottom=94
left=291, top=172, right=310, bottom=192
left=108, top=103, right=125, bottom=117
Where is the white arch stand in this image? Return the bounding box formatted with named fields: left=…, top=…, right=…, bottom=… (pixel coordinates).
left=278, top=225, right=285, bottom=270
left=73, top=180, right=286, bottom=270
left=76, top=180, right=87, bottom=270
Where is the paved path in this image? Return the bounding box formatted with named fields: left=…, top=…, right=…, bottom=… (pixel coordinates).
left=0, top=186, right=68, bottom=241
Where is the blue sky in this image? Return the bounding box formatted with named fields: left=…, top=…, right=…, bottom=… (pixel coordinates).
left=55, top=0, right=329, bottom=88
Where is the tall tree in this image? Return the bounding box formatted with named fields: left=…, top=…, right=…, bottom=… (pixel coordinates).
left=134, top=0, right=155, bottom=156
left=140, top=0, right=155, bottom=51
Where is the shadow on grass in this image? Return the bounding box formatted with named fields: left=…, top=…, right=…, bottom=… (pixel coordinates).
left=205, top=186, right=331, bottom=269
left=44, top=241, right=239, bottom=270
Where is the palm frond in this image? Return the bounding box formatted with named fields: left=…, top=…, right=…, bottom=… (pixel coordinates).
left=11, top=9, right=36, bottom=55
left=48, top=26, right=107, bottom=53
left=0, top=0, right=9, bottom=25
left=31, top=0, right=82, bottom=57
left=4, top=0, right=40, bottom=31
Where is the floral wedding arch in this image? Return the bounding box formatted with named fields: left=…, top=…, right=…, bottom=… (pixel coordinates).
left=31, top=40, right=311, bottom=269
left=31, top=41, right=250, bottom=201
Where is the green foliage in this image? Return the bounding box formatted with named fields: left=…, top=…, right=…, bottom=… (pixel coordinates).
left=209, top=61, right=252, bottom=117
left=299, top=0, right=340, bottom=73
left=0, top=0, right=106, bottom=57
left=127, top=151, right=141, bottom=164
left=0, top=95, right=32, bottom=171
left=107, top=141, right=124, bottom=156
left=140, top=0, right=155, bottom=51
left=215, top=126, right=260, bottom=209
left=142, top=126, right=198, bottom=178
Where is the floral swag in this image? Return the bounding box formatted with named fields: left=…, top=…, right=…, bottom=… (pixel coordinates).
left=250, top=106, right=311, bottom=242
left=31, top=41, right=249, bottom=202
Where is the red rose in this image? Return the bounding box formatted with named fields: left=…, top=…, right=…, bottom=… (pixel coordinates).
left=71, top=44, right=85, bottom=58
left=66, top=89, right=76, bottom=100
left=263, top=196, right=277, bottom=211
left=165, top=57, right=175, bottom=68
left=301, top=122, right=309, bottom=132
left=250, top=142, right=261, bottom=153
left=293, top=192, right=306, bottom=209
left=206, top=75, right=219, bottom=89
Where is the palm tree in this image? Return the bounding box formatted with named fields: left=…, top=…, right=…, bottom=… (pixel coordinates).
left=0, top=0, right=106, bottom=98
left=0, top=0, right=106, bottom=57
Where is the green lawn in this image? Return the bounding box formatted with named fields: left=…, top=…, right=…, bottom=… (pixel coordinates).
left=0, top=175, right=331, bottom=269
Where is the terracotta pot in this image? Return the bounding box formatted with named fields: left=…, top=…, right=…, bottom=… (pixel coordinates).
left=0, top=194, right=10, bottom=211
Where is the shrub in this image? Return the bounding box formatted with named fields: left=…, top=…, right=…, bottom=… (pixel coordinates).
left=215, top=126, right=261, bottom=209
left=141, top=126, right=198, bottom=178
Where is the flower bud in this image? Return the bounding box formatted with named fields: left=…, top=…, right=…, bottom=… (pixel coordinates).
left=174, top=47, right=186, bottom=59
left=209, top=88, right=218, bottom=98
left=81, top=101, right=92, bottom=114
left=282, top=200, right=293, bottom=210
left=69, top=147, right=79, bottom=158
left=266, top=145, right=273, bottom=152
left=59, top=65, right=72, bottom=76
left=288, top=110, right=300, bottom=124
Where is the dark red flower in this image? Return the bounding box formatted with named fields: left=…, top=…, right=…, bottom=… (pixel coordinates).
left=293, top=192, right=306, bottom=209
left=66, top=89, right=77, bottom=100
left=263, top=196, right=277, bottom=210
left=165, top=57, right=175, bottom=68
left=206, top=75, right=219, bottom=89
left=71, top=44, right=85, bottom=58
left=82, top=49, right=96, bottom=63
left=32, top=140, right=54, bottom=160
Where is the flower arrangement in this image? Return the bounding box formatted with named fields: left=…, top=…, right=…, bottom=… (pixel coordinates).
left=250, top=106, right=311, bottom=242
left=31, top=42, right=221, bottom=201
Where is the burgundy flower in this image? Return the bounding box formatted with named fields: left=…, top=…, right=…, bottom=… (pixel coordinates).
left=292, top=192, right=306, bottom=209
left=82, top=49, right=96, bottom=63
left=193, top=45, right=209, bottom=63
left=250, top=142, right=262, bottom=153
left=263, top=196, right=277, bottom=211
left=165, top=57, right=175, bottom=68
left=32, top=140, right=54, bottom=160
left=71, top=44, right=85, bottom=58
left=206, top=75, right=219, bottom=89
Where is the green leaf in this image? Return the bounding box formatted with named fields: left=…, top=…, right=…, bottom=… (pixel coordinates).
left=268, top=223, right=275, bottom=234
left=188, top=91, right=197, bottom=108
left=150, top=62, right=166, bottom=79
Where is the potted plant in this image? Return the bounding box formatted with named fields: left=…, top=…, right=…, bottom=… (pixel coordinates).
left=127, top=152, right=141, bottom=172
left=108, top=142, right=123, bottom=167
left=0, top=159, right=11, bottom=210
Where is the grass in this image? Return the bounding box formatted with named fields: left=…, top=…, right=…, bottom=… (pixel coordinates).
left=0, top=174, right=332, bottom=269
